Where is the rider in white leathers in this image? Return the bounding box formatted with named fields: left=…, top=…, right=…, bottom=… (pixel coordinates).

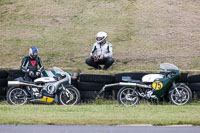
left=86, top=32, right=115, bottom=70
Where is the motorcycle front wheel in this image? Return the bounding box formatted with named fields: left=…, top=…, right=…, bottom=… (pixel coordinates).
left=7, top=87, right=28, bottom=105
left=169, top=85, right=192, bottom=105
left=58, top=86, right=80, bottom=105
left=117, top=87, right=140, bottom=106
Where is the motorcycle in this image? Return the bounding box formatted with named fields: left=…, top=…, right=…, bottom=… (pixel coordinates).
left=7, top=67, right=80, bottom=105
left=99, top=63, right=192, bottom=106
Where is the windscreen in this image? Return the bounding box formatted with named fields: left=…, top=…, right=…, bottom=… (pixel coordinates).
left=53, top=67, right=65, bottom=75
left=160, top=63, right=179, bottom=71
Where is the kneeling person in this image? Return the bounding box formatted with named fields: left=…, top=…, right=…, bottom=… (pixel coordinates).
left=86, top=31, right=115, bottom=70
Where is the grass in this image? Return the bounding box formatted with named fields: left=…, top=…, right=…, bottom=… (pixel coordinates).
left=0, top=0, right=200, bottom=73
left=0, top=100, right=200, bottom=125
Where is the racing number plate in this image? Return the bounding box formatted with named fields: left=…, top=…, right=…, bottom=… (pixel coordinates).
left=152, top=81, right=163, bottom=90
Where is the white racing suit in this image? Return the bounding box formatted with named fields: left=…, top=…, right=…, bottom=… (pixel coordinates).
left=86, top=42, right=114, bottom=70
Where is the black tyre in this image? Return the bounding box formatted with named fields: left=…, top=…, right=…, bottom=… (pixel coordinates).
left=8, top=70, right=24, bottom=81
left=71, top=79, right=78, bottom=88
left=0, top=87, right=6, bottom=100
left=196, top=91, right=200, bottom=99
left=79, top=74, right=115, bottom=83
left=115, top=72, right=149, bottom=82
left=0, top=79, right=8, bottom=87
left=58, top=86, right=80, bottom=105
left=80, top=90, right=112, bottom=99
left=117, top=87, right=140, bottom=106
left=77, top=82, right=105, bottom=91
left=177, top=73, right=188, bottom=83
left=169, top=85, right=192, bottom=105
left=188, top=75, right=200, bottom=83
left=7, top=87, right=28, bottom=105
left=188, top=83, right=200, bottom=91
left=80, top=91, right=98, bottom=99
left=0, top=70, right=8, bottom=79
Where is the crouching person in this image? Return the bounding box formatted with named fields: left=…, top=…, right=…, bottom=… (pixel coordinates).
left=86, top=31, right=115, bottom=70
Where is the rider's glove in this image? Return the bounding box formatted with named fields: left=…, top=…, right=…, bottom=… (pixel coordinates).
left=36, top=71, right=41, bottom=77
left=91, top=56, right=98, bottom=62
left=29, top=71, right=35, bottom=77
left=26, top=69, right=30, bottom=73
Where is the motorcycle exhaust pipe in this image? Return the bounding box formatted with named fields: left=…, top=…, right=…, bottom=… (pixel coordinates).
left=97, top=82, right=152, bottom=97
left=8, top=81, right=43, bottom=88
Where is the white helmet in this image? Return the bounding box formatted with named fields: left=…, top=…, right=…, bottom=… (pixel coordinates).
left=96, top=31, right=107, bottom=44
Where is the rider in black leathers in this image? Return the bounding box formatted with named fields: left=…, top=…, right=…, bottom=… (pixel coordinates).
left=20, top=46, right=44, bottom=98
left=20, top=46, right=44, bottom=82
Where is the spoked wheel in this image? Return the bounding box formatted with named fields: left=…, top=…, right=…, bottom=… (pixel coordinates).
left=117, top=87, right=139, bottom=106
left=7, top=87, right=28, bottom=105
left=169, top=86, right=192, bottom=105
left=58, top=87, right=80, bottom=105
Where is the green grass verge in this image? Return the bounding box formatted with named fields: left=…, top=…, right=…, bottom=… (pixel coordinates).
left=0, top=0, right=200, bottom=72
left=0, top=100, right=200, bottom=125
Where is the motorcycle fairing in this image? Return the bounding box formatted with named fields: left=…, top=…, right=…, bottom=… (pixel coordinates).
left=39, top=96, right=54, bottom=103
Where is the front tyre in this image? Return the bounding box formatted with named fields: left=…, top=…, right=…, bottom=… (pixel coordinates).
left=7, top=87, right=28, bottom=105
left=117, top=87, right=139, bottom=106
left=58, top=86, right=80, bottom=105
left=169, top=85, right=192, bottom=105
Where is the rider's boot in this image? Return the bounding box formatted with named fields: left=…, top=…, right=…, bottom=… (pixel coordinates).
left=27, top=86, right=35, bottom=99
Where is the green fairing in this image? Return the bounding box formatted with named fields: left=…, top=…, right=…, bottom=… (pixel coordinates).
left=152, top=69, right=179, bottom=98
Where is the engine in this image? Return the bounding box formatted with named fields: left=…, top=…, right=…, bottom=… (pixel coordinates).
left=43, top=83, right=56, bottom=95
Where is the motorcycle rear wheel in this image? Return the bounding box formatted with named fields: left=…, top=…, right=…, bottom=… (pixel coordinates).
left=58, top=86, right=80, bottom=105
left=117, top=87, right=140, bottom=106
left=169, top=85, right=192, bottom=105
left=7, top=87, right=28, bottom=105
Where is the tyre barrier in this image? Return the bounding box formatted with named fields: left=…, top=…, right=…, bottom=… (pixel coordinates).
left=77, top=82, right=105, bottom=91
left=0, top=71, right=8, bottom=100
left=188, top=82, right=200, bottom=100
left=0, top=70, right=8, bottom=79
left=188, top=75, right=200, bottom=83
left=177, top=72, right=188, bottom=83
left=71, top=79, right=78, bottom=88
left=7, top=70, right=24, bottom=81
left=0, top=79, right=8, bottom=87
left=79, top=74, right=115, bottom=84
left=80, top=90, right=112, bottom=99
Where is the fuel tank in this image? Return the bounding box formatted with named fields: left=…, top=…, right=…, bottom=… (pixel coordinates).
left=34, top=77, right=56, bottom=84
left=142, top=74, right=164, bottom=83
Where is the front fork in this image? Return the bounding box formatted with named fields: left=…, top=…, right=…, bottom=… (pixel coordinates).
left=61, top=84, right=72, bottom=97
left=172, top=82, right=181, bottom=96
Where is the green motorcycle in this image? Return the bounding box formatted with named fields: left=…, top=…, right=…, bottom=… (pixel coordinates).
left=117, top=63, right=192, bottom=105
left=99, top=63, right=192, bottom=106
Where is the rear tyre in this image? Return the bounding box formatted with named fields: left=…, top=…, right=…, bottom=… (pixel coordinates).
left=117, top=87, right=139, bottom=106
left=169, top=85, right=192, bottom=105
left=7, top=87, right=28, bottom=105
left=58, top=86, right=80, bottom=105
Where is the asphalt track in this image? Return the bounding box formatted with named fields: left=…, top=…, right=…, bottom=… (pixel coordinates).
left=0, top=125, right=200, bottom=133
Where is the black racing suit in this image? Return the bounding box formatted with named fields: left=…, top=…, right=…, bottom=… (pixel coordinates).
left=20, top=56, right=44, bottom=82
